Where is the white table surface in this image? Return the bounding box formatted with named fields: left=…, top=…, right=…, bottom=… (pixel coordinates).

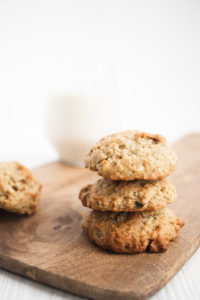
left=0, top=124, right=200, bottom=300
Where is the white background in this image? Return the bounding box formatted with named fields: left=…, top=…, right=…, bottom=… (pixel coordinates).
left=0, top=0, right=200, bottom=299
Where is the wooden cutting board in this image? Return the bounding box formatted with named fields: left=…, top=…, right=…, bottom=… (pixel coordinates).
left=0, top=134, right=200, bottom=300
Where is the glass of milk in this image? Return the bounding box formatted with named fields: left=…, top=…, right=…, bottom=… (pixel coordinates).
left=46, top=62, right=121, bottom=165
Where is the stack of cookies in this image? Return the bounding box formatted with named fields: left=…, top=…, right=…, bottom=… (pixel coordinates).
left=79, top=131, right=184, bottom=253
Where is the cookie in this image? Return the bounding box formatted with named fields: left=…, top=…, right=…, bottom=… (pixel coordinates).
left=79, top=178, right=176, bottom=212
left=0, top=161, right=42, bottom=215
left=84, top=130, right=177, bottom=180
left=83, top=208, right=184, bottom=253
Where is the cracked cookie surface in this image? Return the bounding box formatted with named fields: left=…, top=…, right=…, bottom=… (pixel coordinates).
left=84, top=130, right=177, bottom=180
left=79, top=178, right=176, bottom=212
left=0, top=161, right=42, bottom=215
left=83, top=208, right=184, bottom=253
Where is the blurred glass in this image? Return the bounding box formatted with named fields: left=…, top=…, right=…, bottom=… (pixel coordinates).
left=46, top=62, right=121, bottom=165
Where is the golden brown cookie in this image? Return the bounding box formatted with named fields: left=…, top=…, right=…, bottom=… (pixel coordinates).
left=84, top=130, right=177, bottom=180
left=83, top=208, right=184, bottom=253
left=79, top=178, right=176, bottom=212
left=0, top=161, right=42, bottom=215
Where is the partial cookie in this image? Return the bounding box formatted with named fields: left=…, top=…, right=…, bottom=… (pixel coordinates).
left=85, top=130, right=177, bottom=180
left=79, top=178, right=176, bottom=212
left=83, top=208, right=184, bottom=253
left=0, top=161, right=42, bottom=215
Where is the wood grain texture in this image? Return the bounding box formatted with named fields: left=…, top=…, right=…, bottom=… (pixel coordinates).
left=0, top=134, right=200, bottom=300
